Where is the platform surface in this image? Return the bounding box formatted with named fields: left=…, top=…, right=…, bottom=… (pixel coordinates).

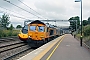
left=41, top=34, right=90, bottom=60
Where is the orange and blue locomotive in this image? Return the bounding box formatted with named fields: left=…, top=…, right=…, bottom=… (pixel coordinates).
left=18, top=20, right=62, bottom=46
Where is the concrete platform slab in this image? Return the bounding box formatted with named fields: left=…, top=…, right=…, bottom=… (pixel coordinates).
left=41, top=34, right=90, bottom=60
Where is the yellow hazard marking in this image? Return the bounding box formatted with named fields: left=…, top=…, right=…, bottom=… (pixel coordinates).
left=46, top=36, right=65, bottom=60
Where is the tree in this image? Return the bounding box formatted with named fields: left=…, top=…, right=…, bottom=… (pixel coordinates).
left=9, top=24, right=14, bottom=30
left=69, top=16, right=80, bottom=31
left=83, top=20, right=88, bottom=26
left=88, top=17, right=90, bottom=24
left=0, top=17, right=1, bottom=27
left=0, top=14, right=10, bottom=29
left=16, top=25, right=22, bottom=28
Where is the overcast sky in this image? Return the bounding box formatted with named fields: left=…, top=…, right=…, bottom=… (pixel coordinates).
left=0, top=0, right=90, bottom=27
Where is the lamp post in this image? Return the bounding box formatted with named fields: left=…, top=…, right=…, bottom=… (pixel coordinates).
left=75, top=0, right=83, bottom=46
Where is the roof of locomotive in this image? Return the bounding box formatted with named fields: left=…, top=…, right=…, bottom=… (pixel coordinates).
left=30, top=20, right=45, bottom=25
left=29, top=20, right=57, bottom=28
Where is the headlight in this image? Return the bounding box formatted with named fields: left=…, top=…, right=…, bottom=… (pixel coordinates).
left=28, top=36, right=31, bottom=38
left=40, top=36, right=44, bottom=38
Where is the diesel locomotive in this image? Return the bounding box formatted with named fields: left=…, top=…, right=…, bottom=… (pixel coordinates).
left=18, top=20, right=62, bottom=46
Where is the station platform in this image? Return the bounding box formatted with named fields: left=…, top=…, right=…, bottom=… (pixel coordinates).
left=18, top=34, right=90, bottom=60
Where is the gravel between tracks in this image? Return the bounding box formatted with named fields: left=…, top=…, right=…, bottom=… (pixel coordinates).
left=0, top=36, right=34, bottom=60
left=0, top=37, right=36, bottom=60
left=0, top=41, right=23, bottom=47
left=0, top=45, right=31, bottom=60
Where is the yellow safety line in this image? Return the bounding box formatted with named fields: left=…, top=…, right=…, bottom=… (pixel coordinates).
left=46, top=36, right=65, bottom=60
left=32, top=35, right=65, bottom=60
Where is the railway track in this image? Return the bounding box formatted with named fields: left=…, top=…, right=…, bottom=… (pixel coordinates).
left=0, top=36, right=19, bottom=43
left=0, top=36, right=35, bottom=60
left=0, top=42, right=34, bottom=60
left=0, top=42, right=26, bottom=53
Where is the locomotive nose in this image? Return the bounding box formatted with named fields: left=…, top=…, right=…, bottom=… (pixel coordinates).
left=18, top=33, right=28, bottom=40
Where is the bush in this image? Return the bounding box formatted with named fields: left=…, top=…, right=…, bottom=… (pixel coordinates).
left=76, top=34, right=81, bottom=38
left=84, top=25, right=90, bottom=36
left=0, top=30, right=3, bottom=37
left=0, top=30, right=19, bottom=38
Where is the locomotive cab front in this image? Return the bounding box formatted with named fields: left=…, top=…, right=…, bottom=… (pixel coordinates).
left=18, top=25, right=28, bottom=41
left=28, top=24, right=46, bottom=41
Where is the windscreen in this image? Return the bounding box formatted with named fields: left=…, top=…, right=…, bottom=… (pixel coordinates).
left=30, top=26, right=36, bottom=31
left=22, top=25, right=28, bottom=34
left=38, top=26, right=44, bottom=32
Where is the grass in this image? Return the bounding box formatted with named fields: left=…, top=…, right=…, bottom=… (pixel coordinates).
left=0, top=30, right=20, bottom=38
left=76, top=34, right=81, bottom=38
left=76, top=33, right=90, bottom=47
left=76, top=33, right=90, bottom=42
